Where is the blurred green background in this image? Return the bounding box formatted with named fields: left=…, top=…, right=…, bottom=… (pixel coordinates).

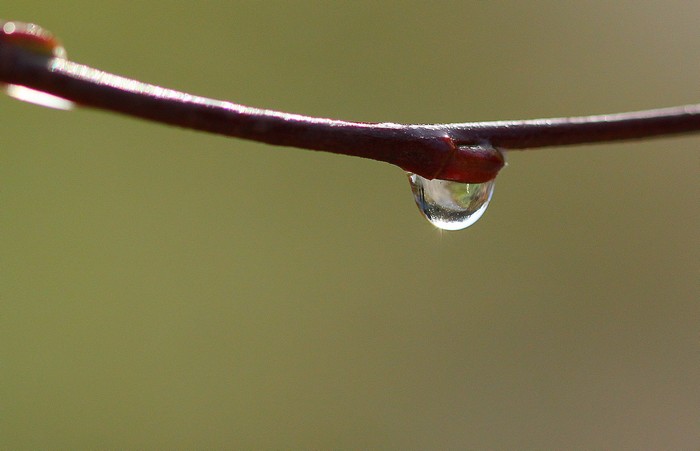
left=2, top=1, right=698, bottom=448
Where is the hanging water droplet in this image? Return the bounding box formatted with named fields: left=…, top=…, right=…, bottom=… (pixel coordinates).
left=1, top=20, right=74, bottom=110
left=408, top=173, right=495, bottom=231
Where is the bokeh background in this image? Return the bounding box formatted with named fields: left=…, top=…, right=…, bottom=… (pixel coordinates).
left=2, top=1, right=698, bottom=448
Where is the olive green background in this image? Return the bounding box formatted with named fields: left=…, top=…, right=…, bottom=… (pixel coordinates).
left=2, top=1, right=698, bottom=449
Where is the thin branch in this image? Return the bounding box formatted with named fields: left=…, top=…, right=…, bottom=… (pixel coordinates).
left=1, top=21, right=699, bottom=183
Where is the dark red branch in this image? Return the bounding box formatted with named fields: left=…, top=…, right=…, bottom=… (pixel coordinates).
left=1, top=21, right=699, bottom=183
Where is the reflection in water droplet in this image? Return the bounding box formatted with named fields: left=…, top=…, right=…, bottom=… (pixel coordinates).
left=408, top=173, right=495, bottom=231
left=1, top=20, right=74, bottom=110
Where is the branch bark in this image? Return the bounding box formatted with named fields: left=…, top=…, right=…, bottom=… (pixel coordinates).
left=1, top=20, right=699, bottom=183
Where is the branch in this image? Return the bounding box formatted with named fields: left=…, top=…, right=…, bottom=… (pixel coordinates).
left=1, top=21, right=699, bottom=183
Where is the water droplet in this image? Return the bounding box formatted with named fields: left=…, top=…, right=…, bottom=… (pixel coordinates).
left=3, top=84, right=74, bottom=110
left=408, top=173, right=495, bottom=231
left=1, top=20, right=74, bottom=110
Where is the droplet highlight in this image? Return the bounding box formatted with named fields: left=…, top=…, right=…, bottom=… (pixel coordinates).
left=408, top=173, right=495, bottom=231
left=1, top=20, right=74, bottom=110
left=4, top=84, right=74, bottom=110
